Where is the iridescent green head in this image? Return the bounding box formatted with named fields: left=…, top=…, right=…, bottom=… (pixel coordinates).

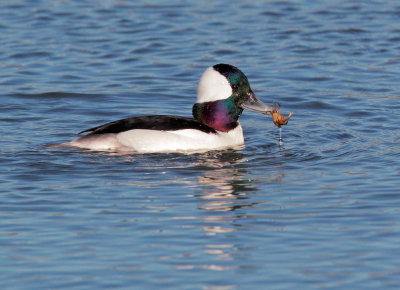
left=193, top=64, right=273, bottom=132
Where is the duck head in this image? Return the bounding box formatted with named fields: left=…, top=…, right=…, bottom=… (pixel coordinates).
left=192, top=64, right=273, bottom=132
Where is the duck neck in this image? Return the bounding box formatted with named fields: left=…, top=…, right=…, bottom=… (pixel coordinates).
left=192, top=97, right=243, bottom=132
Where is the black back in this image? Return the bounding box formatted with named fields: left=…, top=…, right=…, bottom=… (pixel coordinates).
left=79, top=115, right=217, bottom=135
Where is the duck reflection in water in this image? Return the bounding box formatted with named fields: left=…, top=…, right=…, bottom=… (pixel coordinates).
left=183, top=150, right=285, bottom=237
left=193, top=150, right=284, bottom=209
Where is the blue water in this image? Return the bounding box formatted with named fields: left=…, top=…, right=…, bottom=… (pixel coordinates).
left=1, top=1, right=400, bottom=288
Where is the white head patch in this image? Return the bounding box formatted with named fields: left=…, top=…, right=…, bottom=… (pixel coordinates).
left=196, top=66, right=232, bottom=103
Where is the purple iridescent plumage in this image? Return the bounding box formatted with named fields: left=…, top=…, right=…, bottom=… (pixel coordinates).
left=192, top=97, right=242, bottom=132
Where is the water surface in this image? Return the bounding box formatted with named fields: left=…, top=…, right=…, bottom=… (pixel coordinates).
left=1, top=1, right=400, bottom=289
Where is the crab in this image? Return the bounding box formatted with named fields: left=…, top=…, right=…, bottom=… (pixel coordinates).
left=271, top=102, right=293, bottom=128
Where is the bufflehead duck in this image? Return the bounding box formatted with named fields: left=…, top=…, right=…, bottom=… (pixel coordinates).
left=62, top=64, right=274, bottom=153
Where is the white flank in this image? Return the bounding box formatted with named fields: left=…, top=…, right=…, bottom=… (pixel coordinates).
left=63, top=124, right=244, bottom=153
left=117, top=125, right=244, bottom=153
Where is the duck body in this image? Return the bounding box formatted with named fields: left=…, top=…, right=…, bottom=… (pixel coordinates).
left=61, top=64, right=273, bottom=153
left=68, top=115, right=244, bottom=153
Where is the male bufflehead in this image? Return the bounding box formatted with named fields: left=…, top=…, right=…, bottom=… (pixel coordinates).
left=61, top=64, right=274, bottom=153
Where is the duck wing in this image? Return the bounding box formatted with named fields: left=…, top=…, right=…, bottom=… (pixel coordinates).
left=79, top=115, right=216, bottom=135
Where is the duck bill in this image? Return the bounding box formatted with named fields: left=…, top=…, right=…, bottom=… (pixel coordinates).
left=241, top=92, right=273, bottom=115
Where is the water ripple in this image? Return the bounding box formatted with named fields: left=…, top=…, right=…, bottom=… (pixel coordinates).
left=1, top=1, right=400, bottom=289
